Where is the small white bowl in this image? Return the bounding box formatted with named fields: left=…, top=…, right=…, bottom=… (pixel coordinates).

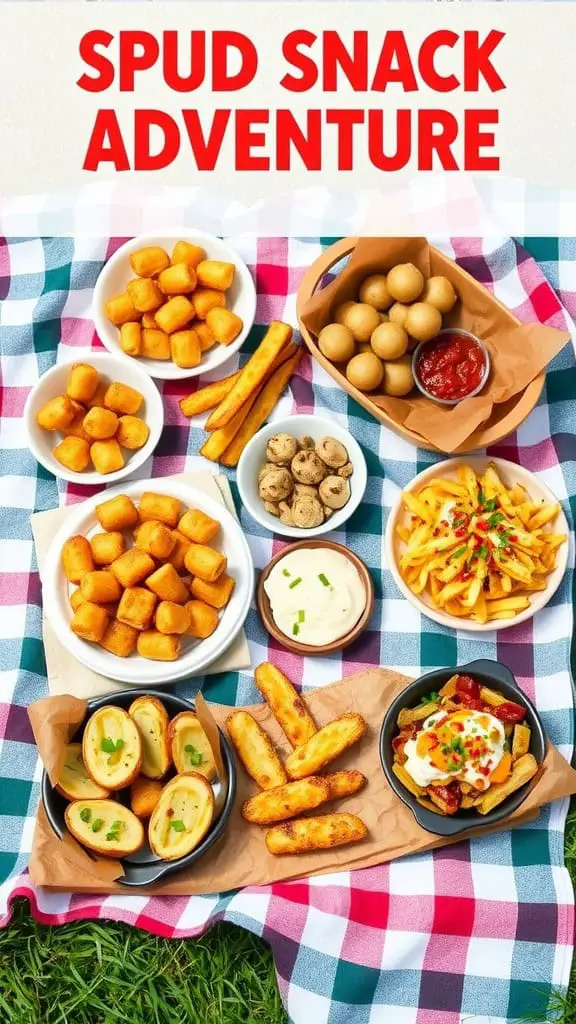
left=237, top=414, right=367, bottom=538
left=24, top=351, right=164, bottom=485
left=385, top=456, right=569, bottom=632
left=42, top=478, right=254, bottom=685
left=92, top=231, right=257, bottom=381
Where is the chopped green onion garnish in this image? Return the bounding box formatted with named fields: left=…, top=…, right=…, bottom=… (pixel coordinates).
left=80, top=807, right=92, bottom=824
left=288, top=577, right=302, bottom=589
left=170, top=820, right=186, bottom=832
left=101, top=737, right=124, bottom=755
left=91, top=818, right=104, bottom=833
left=282, top=568, right=291, bottom=577
left=451, top=546, right=468, bottom=559
left=318, top=573, right=331, bottom=587
left=298, top=610, right=305, bottom=623
left=292, top=623, right=300, bottom=636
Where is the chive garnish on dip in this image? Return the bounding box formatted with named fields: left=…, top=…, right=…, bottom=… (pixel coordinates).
left=318, top=573, right=331, bottom=587
left=288, top=577, right=302, bottom=589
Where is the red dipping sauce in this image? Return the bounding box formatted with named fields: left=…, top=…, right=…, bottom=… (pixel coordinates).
left=415, top=330, right=488, bottom=402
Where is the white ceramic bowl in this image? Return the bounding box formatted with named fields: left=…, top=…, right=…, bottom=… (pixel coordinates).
left=92, top=231, right=257, bottom=381
left=24, top=352, right=164, bottom=485
left=42, top=478, right=254, bottom=685
left=385, top=456, right=569, bottom=632
left=237, top=414, right=367, bottom=538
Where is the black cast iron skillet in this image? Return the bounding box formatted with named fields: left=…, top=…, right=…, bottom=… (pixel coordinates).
left=42, top=689, right=237, bottom=887
left=379, top=659, right=545, bottom=837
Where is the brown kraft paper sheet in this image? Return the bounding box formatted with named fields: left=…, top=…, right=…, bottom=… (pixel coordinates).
left=299, top=237, right=569, bottom=452
left=28, top=668, right=576, bottom=895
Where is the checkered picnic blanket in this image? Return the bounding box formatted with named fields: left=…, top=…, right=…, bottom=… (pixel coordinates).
left=0, top=231, right=575, bottom=1024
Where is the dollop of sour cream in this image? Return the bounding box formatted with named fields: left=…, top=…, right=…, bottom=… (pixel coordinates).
left=403, top=709, right=506, bottom=791
left=263, top=548, right=366, bottom=646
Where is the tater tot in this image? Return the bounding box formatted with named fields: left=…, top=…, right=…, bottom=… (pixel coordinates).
left=95, top=494, right=138, bottom=531
left=192, top=288, right=226, bottom=320
left=36, top=395, right=76, bottom=431
left=170, top=329, right=201, bottom=369
left=104, top=382, right=144, bottom=415
left=141, top=312, right=158, bottom=329
left=105, top=292, right=140, bottom=326
left=90, top=439, right=124, bottom=475
left=54, top=436, right=91, bottom=473
left=185, top=600, right=219, bottom=639
left=158, top=262, right=197, bottom=295
left=146, top=563, right=189, bottom=604
left=137, top=630, right=181, bottom=661
left=141, top=328, right=171, bottom=361
left=184, top=545, right=226, bottom=583
left=178, top=509, right=220, bottom=545
left=172, top=240, right=205, bottom=269
left=62, top=410, right=90, bottom=441
left=195, top=323, right=217, bottom=352
left=206, top=307, right=243, bottom=346
left=167, top=530, right=191, bottom=573
left=190, top=574, right=235, bottom=609
left=80, top=570, right=122, bottom=605
left=138, top=492, right=181, bottom=528
left=116, top=415, right=150, bottom=450
left=127, top=277, right=164, bottom=313
left=83, top=406, right=118, bottom=440
left=154, top=296, right=195, bottom=335
left=120, top=322, right=142, bottom=357
left=62, top=536, right=94, bottom=583
left=129, top=246, right=170, bottom=278
left=99, top=619, right=139, bottom=658
left=89, top=531, right=125, bottom=565
left=71, top=602, right=109, bottom=643
left=86, top=381, right=109, bottom=409
left=111, top=548, right=156, bottom=588
left=155, top=600, right=191, bottom=635
left=66, top=364, right=99, bottom=403
left=130, top=777, right=163, bottom=818
left=69, top=588, right=85, bottom=613
left=134, top=520, right=175, bottom=559
left=196, top=260, right=235, bottom=291
left=117, top=587, right=157, bottom=630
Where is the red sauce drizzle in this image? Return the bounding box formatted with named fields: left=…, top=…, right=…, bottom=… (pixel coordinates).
left=416, top=331, right=486, bottom=401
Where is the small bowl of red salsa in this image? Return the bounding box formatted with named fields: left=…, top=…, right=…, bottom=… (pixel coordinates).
left=412, top=329, right=490, bottom=405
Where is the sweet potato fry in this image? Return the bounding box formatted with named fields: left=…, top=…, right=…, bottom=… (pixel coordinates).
left=254, top=662, right=316, bottom=748
left=241, top=776, right=330, bottom=824
left=206, top=322, right=293, bottom=431
left=285, top=713, right=367, bottom=780
left=226, top=710, right=287, bottom=790
left=179, top=370, right=242, bottom=419
left=265, top=813, right=368, bottom=856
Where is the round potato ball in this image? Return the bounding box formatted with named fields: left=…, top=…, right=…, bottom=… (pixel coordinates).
left=333, top=301, right=356, bottom=325
left=370, top=322, right=408, bottom=361
left=318, top=323, right=356, bottom=363
left=388, top=302, right=410, bottom=328
left=404, top=302, right=442, bottom=343
left=387, top=263, right=424, bottom=303
left=421, top=275, right=457, bottom=313
left=358, top=274, right=392, bottom=311
left=382, top=355, right=415, bottom=397
left=346, top=351, right=384, bottom=392
left=340, top=303, right=381, bottom=343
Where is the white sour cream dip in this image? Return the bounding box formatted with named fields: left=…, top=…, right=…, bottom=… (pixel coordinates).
left=263, top=548, right=366, bottom=646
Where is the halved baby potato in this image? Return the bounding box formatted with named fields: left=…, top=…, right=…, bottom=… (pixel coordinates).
left=128, top=696, right=171, bottom=780
left=65, top=799, right=145, bottom=858
left=56, top=743, right=110, bottom=801
left=82, top=706, right=142, bottom=790
left=168, top=712, right=217, bottom=781
left=148, top=773, right=214, bottom=861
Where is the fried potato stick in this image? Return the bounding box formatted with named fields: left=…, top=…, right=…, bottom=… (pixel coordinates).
left=265, top=812, right=368, bottom=855
left=206, top=321, right=293, bottom=431
left=179, top=370, right=242, bottom=418
left=285, top=713, right=367, bottom=780
left=324, top=770, right=367, bottom=800
left=242, top=776, right=330, bottom=824
left=254, top=662, right=316, bottom=748
left=226, top=710, right=287, bottom=790
left=476, top=753, right=539, bottom=815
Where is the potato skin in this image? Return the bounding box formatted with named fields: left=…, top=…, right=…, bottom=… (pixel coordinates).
left=148, top=773, right=214, bottom=861
left=242, top=777, right=330, bottom=825
left=265, top=812, right=368, bottom=855
left=168, top=712, right=217, bottom=781
left=65, top=799, right=145, bottom=858
left=56, top=743, right=110, bottom=802
left=82, top=706, right=143, bottom=790
left=129, top=696, right=171, bottom=779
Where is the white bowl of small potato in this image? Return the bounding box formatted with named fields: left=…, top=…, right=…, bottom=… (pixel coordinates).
left=24, top=352, right=164, bottom=485
left=92, top=231, right=257, bottom=381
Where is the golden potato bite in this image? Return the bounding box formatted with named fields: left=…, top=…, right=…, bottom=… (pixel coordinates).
left=69, top=588, right=85, bottom=613
left=62, top=535, right=94, bottom=583
left=134, top=520, right=175, bottom=559
left=90, top=439, right=124, bottom=475
left=111, top=548, right=156, bottom=589
left=189, top=574, right=235, bottom=609
left=154, top=295, right=195, bottom=335
left=37, top=395, right=76, bottom=431
left=167, top=530, right=191, bottom=573
left=129, top=696, right=171, bottom=779
left=285, top=713, right=367, bottom=780
left=96, top=493, right=138, bottom=531
left=119, top=321, right=142, bottom=357
left=71, top=601, right=109, bottom=643
left=62, top=410, right=90, bottom=442
left=242, top=777, right=330, bottom=825
left=130, top=778, right=163, bottom=819
left=66, top=363, right=99, bottom=403
left=141, top=328, right=171, bottom=361
left=104, top=382, right=144, bottom=416
left=184, top=544, right=226, bottom=583
left=318, top=323, right=355, bottom=363
left=358, top=273, right=392, bottom=310
left=254, top=662, right=316, bottom=749
left=82, top=406, right=118, bottom=440
left=139, top=492, right=181, bottom=528
left=185, top=600, right=219, bottom=639
left=90, top=531, right=125, bottom=566
left=158, top=262, right=197, bottom=295
left=146, top=563, right=189, bottom=604
left=192, top=288, right=225, bottom=320
left=116, top=587, right=156, bottom=631
left=54, top=436, right=91, bottom=473
left=65, top=800, right=145, bottom=858
left=197, top=260, right=235, bottom=291
left=86, top=381, right=109, bottom=409
left=195, top=323, right=216, bottom=352
left=80, top=570, right=122, bottom=605
left=141, top=312, right=158, bottom=329
left=137, top=630, right=181, bottom=661
left=178, top=508, right=220, bottom=545
left=171, top=240, right=205, bottom=269
left=56, top=743, right=110, bottom=802
left=129, top=245, right=170, bottom=278
left=170, top=329, right=202, bottom=369
left=148, top=773, right=214, bottom=861
left=169, top=712, right=216, bottom=780
left=226, top=710, right=287, bottom=790
left=99, top=619, right=139, bottom=658
left=205, top=307, right=243, bottom=346
left=83, top=705, right=143, bottom=789
left=156, top=600, right=191, bottom=635
left=386, top=263, right=424, bottom=303
left=265, top=812, right=368, bottom=856
left=105, top=292, right=140, bottom=326
left=127, top=276, right=163, bottom=313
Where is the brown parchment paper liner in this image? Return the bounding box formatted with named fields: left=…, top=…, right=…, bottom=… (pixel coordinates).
left=29, top=668, right=576, bottom=894
left=299, top=237, right=569, bottom=452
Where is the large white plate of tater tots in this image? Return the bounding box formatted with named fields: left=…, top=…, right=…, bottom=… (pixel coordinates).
left=42, top=480, right=254, bottom=684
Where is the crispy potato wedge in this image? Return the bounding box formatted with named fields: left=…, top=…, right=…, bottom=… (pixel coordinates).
left=56, top=743, right=110, bottom=802
left=130, top=777, right=163, bottom=819
left=65, top=799, right=145, bottom=858
left=324, top=770, right=367, bottom=801
left=285, top=713, right=367, bottom=780
left=265, top=812, right=368, bottom=856
left=226, top=710, right=287, bottom=790
left=148, top=773, right=214, bottom=861
left=128, top=696, right=171, bottom=780
left=82, top=706, right=142, bottom=790
left=476, top=754, right=539, bottom=815
left=254, top=663, right=317, bottom=748
left=168, top=712, right=217, bottom=782
left=479, top=685, right=508, bottom=708
left=512, top=723, right=532, bottom=759
left=397, top=703, right=439, bottom=728
left=392, top=762, right=427, bottom=798
left=242, top=776, right=330, bottom=824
